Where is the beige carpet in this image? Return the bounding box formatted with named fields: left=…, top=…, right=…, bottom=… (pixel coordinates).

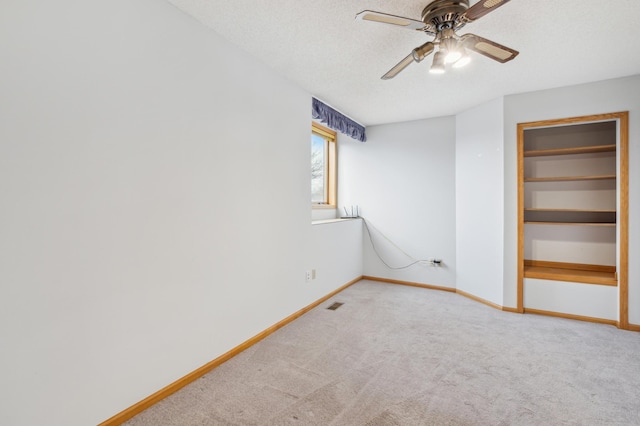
left=125, top=280, right=640, bottom=425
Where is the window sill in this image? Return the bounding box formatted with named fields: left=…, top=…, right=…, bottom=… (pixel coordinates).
left=312, top=218, right=360, bottom=225
left=312, top=204, right=337, bottom=210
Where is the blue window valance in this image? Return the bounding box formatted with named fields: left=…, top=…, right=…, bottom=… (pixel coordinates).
left=312, top=98, right=366, bottom=142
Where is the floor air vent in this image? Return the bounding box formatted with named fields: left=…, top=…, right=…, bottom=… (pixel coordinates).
left=327, top=302, right=344, bottom=310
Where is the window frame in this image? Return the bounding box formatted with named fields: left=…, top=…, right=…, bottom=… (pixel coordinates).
left=311, top=122, right=337, bottom=209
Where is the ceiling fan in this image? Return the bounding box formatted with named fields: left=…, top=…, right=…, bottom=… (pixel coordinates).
left=356, top=0, right=519, bottom=79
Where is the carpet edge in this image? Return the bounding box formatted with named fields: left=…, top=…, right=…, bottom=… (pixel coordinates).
left=98, top=275, right=364, bottom=426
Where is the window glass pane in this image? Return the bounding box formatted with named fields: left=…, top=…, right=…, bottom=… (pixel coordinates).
left=311, top=133, right=326, bottom=203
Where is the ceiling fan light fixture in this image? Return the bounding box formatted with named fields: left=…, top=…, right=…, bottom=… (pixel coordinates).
left=429, top=51, right=446, bottom=74
left=452, top=47, right=471, bottom=68
left=441, top=37, right=461, bottom=64
left=412, top=41, right=435, bottom=62
left=444, top=49, right=462, bottom=64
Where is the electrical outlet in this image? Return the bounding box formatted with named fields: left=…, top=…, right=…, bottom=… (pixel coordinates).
left=305, top=269, right=317, bottom=282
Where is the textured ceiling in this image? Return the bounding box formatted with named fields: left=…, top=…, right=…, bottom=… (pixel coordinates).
left=168, top=0, right=640, bottom=126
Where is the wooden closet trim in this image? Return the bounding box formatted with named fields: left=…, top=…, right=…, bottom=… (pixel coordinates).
left=517, top=111, right=629, bottom=329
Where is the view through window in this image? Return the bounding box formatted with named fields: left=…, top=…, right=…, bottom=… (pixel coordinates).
left=311, top=122, right=336, bottom=207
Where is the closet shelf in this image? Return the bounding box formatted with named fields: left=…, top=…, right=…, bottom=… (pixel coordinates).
left=524, top=221, right=616, bottom=227
left=524, top=208, right=615, bottom=213
left=523, top=144, right=616, bottom=157
left=524, top=261, right=617, bottom=286
left=524, top=208, right=616, bottom=226
left=524, top=174, right=616, bottom=182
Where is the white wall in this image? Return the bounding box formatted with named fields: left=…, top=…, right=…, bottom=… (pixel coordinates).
left=455, top=98, right=505, bottom=305
left=503, top=75, right=640, bottom=323
left=339, top=117, right=457, bottom=288
left=309, top=219, right=363, bottom=293
left=0, top=1, right=362, bottom=425
left=312, top=207, right=339, bottom=221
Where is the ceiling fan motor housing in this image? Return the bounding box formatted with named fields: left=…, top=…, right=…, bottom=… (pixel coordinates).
left=421, top=0, right=469, bottom=31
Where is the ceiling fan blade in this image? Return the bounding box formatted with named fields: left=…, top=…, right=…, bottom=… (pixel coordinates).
left=381, top=53, right=415, bottom=80
left=461, top=33, right=519, bottom=63
left=462, top=0, right=511, bottom=22
left=356, top=10, right=428, bottom=31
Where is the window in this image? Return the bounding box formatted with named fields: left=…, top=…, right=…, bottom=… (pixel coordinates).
left=311, top=122, right=336, bottom=208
